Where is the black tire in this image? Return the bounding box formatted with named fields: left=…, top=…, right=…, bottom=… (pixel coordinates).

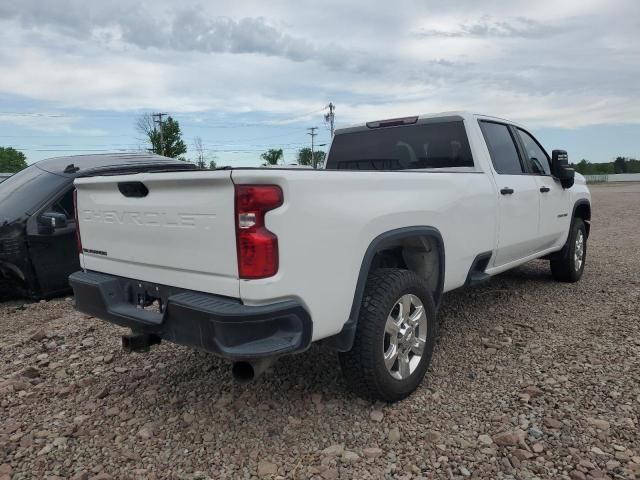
left=550, top=218, right=587, bottom=282
left=339, top=268, right=437, bottom=402
left=0, top=276, right=24, bottom=301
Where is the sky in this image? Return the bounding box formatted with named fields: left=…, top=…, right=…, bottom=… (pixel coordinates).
left=0, top=0, right=638, bottom=166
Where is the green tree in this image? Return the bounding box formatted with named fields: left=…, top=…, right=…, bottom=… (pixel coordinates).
left=313, top=150, right=326, bottom=168
left=137, top=114, right=187, bottom=159
left=0, top=147, right=28, bottom=173
left=573, top=159, right=615, bottom=175
left=297, top=147, right=326, bottom=168
left=261, top=149, right=283, bottom=166
left=573, top=159, right=590, bottom=174
left=614, top=157, right=627, bottom=174
left=571, top=158, right=640, bottom=175
left=626, top=158, right=640, bottom=173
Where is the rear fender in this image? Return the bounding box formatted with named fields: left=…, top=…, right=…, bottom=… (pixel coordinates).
left=323, top=226, right=445, bottom=351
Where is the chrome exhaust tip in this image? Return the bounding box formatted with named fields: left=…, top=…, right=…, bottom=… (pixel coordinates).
left=231, top=357, right=276, bottom=383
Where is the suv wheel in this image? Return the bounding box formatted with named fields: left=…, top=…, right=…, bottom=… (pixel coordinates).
left=550, top=217, right=587, bottom=282
left=339, top=268, right=437, bottom=402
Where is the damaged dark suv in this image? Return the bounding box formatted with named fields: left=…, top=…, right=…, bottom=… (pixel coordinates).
left=0, top=153, right=195, bottom=299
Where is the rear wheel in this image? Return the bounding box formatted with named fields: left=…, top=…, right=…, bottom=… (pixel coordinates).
left=339, top=268, right=437, bottom=402
left=0, top=275, right=26, bottom=301
left=550, top=218, right=587, bottom=282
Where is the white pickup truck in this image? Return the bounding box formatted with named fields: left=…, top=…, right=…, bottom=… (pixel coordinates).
left=70, top=112, right=591, bottom=402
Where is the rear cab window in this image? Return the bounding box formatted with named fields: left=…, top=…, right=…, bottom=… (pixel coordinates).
left=326, top=120, right=474, bottom=170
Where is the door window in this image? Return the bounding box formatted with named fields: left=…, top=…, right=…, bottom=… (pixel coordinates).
left=479, top=121, right=524, bottom=175
left=516, top=129, right=551, bottom=176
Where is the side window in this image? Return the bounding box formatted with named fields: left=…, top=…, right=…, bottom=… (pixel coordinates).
left=51, top=188, right=75, bottom=219
left=516, top=129, right=551, bottom=175
left=479, top=121, right=524, bottom=175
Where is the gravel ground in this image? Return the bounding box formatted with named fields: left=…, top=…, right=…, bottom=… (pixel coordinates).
left=1, top=183, right=639, bottom=480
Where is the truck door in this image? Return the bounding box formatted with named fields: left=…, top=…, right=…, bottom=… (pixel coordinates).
left=479, top=121, right=543, bottom=266
left=26, top=186, right=79, bottom=296
left=514, top=128, right=572, bottom=249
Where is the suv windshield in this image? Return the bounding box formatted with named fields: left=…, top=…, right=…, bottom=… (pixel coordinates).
left=326, top=121, right=474, bottom=170
left=0, top=165, right=70, bottom=223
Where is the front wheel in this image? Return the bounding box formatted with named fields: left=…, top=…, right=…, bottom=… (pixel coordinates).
left=339, top=268, right=437, bottom=402
left=550, top=218, right=587, bottom=282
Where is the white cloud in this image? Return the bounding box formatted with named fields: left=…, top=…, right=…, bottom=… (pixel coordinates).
left=414, top=16, right=567, bottom=39
left=0, top=0, right=638, bottom=131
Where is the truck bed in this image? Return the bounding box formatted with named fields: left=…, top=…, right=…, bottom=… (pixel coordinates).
left=75, top=168, right=497, bottom=341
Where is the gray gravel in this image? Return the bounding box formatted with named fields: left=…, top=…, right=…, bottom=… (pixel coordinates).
left=1, top=183, right=639, bottom=480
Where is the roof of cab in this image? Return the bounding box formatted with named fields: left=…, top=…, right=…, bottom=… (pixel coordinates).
left=334, top=111, right=522, bottom=135
left=35, top=152, right=193, bottom=176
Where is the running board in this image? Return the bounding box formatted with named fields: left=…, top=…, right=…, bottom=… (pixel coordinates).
left=468, top=271, right=491, bottom=285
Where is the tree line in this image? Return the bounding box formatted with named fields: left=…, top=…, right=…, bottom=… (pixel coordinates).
left=260, top=148, right=326, bottom=167
left=2, top=124, right=638, bottom=176
left=1, top=110, right=637, bottom=174
left=1, top=114, right=327, bottom=173
left=136, top=114, right=325, bottom=169
left=573, top=157, right=640, bottom=175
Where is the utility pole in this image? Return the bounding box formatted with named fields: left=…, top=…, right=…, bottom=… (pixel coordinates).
left=307, top=127, right=318, bottom=169
left=324, top=102, right=335, bottom=137
left=152, top=112, right=167, bottom=156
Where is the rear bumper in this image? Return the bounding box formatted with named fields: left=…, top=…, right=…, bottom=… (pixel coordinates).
left=69, top=271, right=312, bottom=360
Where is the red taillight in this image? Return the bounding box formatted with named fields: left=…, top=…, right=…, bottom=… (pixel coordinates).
left=73, top=189, right=82, bottom=254
left=234, top=185, right=283, bottom=279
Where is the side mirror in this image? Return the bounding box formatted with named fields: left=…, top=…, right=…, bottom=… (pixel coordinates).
left=552, top=149, right=575, bottom=189
left=38, top=212, right=68, bottom=234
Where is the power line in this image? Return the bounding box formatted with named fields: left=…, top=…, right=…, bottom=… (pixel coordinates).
left=7, top=141, right=311, bottom=149
left=0, top=112, right=66, bottom=118
left=16, top=145, right=309, bottom=153
left=0, top=106, right=329, bottom=123
left=0, top=134, right=133, bottom=138
left=264, top=106, right=328, bottom=125
left=291, top=106, right=328, bottom=118
left=0, top=111, right=147, bottom=119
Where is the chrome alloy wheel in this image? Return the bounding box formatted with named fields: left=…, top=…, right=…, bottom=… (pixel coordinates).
left=383, top=294, right=427, bottom=380
left=574, top=230, right=585, bottom=271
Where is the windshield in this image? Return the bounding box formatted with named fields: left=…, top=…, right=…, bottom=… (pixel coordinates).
left=326, top=121, right=474, bottom=170
left=0, top=164, right=70, bottom=223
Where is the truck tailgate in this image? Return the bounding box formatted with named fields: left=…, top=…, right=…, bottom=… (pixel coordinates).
left=74, top=170, right=239, bottom=298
